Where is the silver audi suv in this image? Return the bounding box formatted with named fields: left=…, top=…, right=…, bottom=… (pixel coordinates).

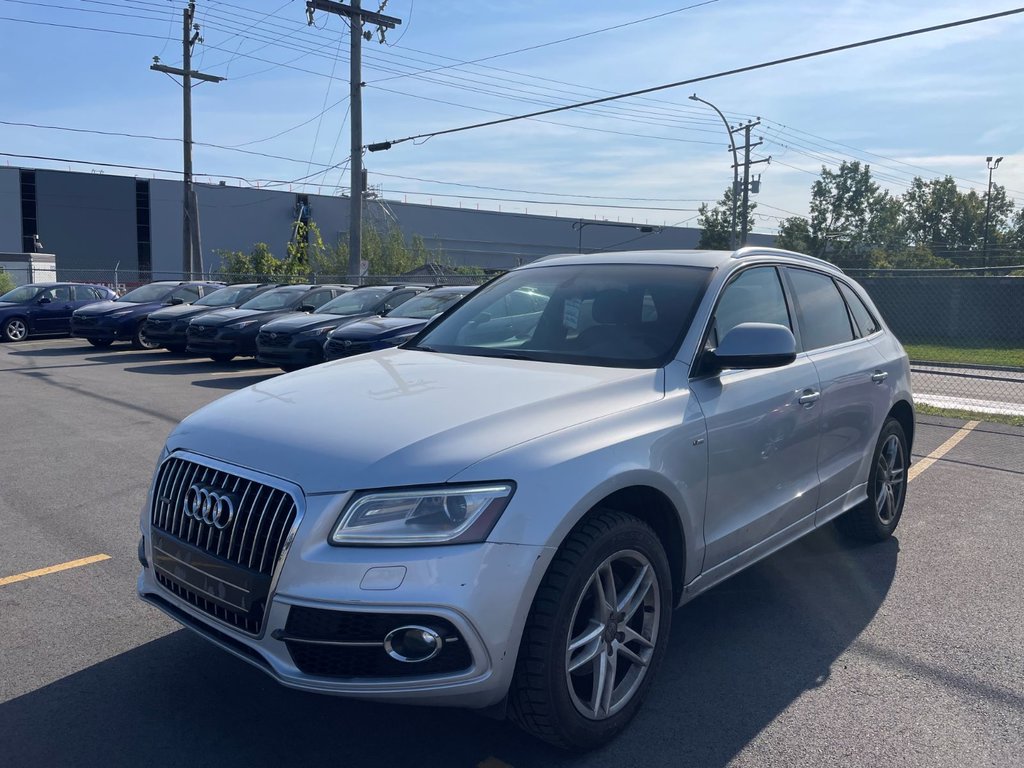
left=138, top=247, right=913, bottom=749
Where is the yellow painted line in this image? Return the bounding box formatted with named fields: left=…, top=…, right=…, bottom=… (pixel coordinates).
left=908, top=420, right=979, bottom=483
left=0, top=554, right=111, bottom=587
left=478, top=759, right=514, bottom=768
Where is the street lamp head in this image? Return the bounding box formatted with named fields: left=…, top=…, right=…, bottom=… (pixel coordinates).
left=986, top=156, right=993, bottom=162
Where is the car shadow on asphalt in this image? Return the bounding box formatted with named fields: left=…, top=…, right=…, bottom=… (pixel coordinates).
left=0, top=527, right=897, bottom=768
left=190, top=373, right=282, bottom=390
left=123, top=358, right=273, bottom=377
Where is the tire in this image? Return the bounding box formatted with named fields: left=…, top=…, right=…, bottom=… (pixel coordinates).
left=132, top=322, right=160, bottom=350
left=87, top=338, right=113, bottom=348
left=165, top=344, right=187, bottom=354
left=2, top=317, right=29, bottom=342
left=509, top=510, right=672, bottom=750
left=210, top=353, right=234, bottom=363
left=836, top=417, right=908, bottom=542
left=280, top=364, right=301, bottom=373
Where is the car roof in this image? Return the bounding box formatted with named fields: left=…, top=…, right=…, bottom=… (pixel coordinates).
left=526, top=247, right=841, bottom=275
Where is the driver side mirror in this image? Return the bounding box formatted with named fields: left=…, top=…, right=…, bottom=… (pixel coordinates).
left=169, top=297, right=185, bottom=305
left=299, top=304, right=316, bottom=313
left=37, top=296, right=51, bottom=305
left=704, top=322, right=796, bottom=373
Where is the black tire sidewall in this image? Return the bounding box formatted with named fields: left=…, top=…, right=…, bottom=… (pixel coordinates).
left=866, top=418, right=908, bottom=536
left=536, top=514, right=673, bottom=748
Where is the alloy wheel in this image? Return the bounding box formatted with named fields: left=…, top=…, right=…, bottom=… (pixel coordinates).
left=564, top=549, right=661, bottom=720
left=875, top=434, right=906, bottom=525
left=4, top=318, right=27, bottom=341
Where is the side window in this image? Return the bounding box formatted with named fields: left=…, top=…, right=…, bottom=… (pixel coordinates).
left=72, top=285, right=98, bottom=301
left=382, top=291, right=415, bottom=313
left=172, top=285, right=201, bottom=303
left=837, top=282, right=880, bottom=337
left=787, top=268, right=855, bottom=350
left=52, top=285, right=72, bottom=301
left=305, top=290, right=333, bottom=309
left=710, top=266, right=791, bottom=347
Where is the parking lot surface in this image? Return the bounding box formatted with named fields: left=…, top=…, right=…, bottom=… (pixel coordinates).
left=1, top=338, right=1022, bottom=768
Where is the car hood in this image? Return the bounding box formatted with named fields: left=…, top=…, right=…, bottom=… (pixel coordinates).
left=330, top=316, right=427, bottom=340
left=192, top=307, right=289, bottom=327
left=259, top=311, right=369, bottom=334
left=167, top=348, right=664, bottom=494
left=74, top=300, right=152, bottom=316
left=149, top=304, right=219, bottom=321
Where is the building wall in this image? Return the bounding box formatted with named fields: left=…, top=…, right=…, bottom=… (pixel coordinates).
left=34, top=169, right=138, bottom=273
left=2, top=167, right=775, bottom=276
left=0, top=168, right=22, bottom=252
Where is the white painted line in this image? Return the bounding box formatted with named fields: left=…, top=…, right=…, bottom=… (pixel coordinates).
left=914, top=394, right=1024, bottom=417
left=908, top=420, right=979, bottom=483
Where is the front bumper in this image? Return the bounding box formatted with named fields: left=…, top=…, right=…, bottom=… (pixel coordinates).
left=71, top=316, right=134, bottom=341
left=144, top=320, right=189, bottom=347
left=138, top=489, right=552, bottom=707
left=256, top=335, right=326, bottom=368
left=186, top=329, right=256, bottom=357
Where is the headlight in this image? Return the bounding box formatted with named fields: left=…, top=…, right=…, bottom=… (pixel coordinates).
left=109, top=309, right=133, bottom=317
left=330, top=483, right=515, bottom=545
left=299, top=326, right=332, bottom=337
left=229, top=320, right=259, bottom=329
left=390, top=332, right=418, bottom=345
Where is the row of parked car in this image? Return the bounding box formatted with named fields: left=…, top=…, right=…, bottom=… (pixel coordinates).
left=0, top=279, right=477, bottom=370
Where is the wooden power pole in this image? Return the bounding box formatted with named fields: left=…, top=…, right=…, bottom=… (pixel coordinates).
left=306, top=0, right=400, bottom=282
left=151, top=1, right=224, bottom=278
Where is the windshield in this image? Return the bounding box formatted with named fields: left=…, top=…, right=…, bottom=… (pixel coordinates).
left=238, top=286, right=306, bottom=311
left=316, top=288, right=391, bottom=316
left=392, top=290, right=471, bottom=319
left=411, top=264, right=711, bottom=368
left=195, top=285, right=256, bottom=307
left=0, top=284, right=43, bottom=303
left=118, top=284, right=173, bottom=303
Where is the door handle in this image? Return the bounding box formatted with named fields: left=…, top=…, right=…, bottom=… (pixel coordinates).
left=871, top=370, right=889, bottom=383
left=798, top=389, right=820, bottom=406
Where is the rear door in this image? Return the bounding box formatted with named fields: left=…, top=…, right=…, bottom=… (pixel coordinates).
left=783, top=268, right=890, bottom=522
left=689, top=265, right=822, bottom=570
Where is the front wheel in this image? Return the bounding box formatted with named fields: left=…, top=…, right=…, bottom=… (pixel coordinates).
left=87, top=338, right=113, bottom=348
left=132, top=322, right=160, bottom=350
left=836, top=417, right=908, bottom=542
left=509, top=510, right=672, bottom=750
left=2, top=317, right=28, bottom=342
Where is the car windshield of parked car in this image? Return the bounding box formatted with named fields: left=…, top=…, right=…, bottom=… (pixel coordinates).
left=238, top=286, right=307, bottom=311
left=316, top=287, right=392, bottom=316
left=390, top=290, right=470, bottom=319
left=411, top=264, right=711, bottom=368
left=118, top=284, right=173, bottom=303
left=0, top=284, right=43, bottom=303
left=195, top=285, right=254, bottom=307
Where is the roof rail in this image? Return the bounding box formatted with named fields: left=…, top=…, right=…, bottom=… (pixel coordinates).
left=731, top=246, right=842, bottom=272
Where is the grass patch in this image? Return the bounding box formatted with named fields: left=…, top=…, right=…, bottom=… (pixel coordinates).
left=904, top=343, right=1024, bottom=368
left=915, top=403, right=1024, bottom=428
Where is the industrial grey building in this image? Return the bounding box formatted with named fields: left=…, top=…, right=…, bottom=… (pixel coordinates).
left=0, top=166, right=772, bottom=279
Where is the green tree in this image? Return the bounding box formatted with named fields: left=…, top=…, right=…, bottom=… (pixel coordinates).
left=0, top=271, right=15, bottom=295
left=808, top=161, right=887, bottom=266
left=775, top=216, right=812, bottom=252
left=697, top=187, right=755, bottom=249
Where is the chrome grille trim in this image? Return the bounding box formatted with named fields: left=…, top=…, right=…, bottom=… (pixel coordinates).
left=149, top=451, right=305, bottom=637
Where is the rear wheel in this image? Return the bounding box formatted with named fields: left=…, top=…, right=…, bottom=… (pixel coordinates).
left=87, top=338, right=113, bottom=348
left=132, top=322, right=160, bottom=350
left=836, top=417, right=908, bottom=542
left=509, top=510, right=672, bottom=750
left=2, top=317, right=28, bottom=342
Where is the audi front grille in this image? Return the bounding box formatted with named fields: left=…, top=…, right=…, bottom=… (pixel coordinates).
left=150, top=456, right=299, bottom=635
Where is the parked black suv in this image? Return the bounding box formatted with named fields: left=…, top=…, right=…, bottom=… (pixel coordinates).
left=186, top=284, right=350, bottom=362
left=144, top=283, right=279, bottom=353
left=256, top=284, right=426, bottom=371
left=71, top=280, right=224, bottom=349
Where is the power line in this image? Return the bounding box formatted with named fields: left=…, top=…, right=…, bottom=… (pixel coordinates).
left=367, top=8, right=1024, bottom=150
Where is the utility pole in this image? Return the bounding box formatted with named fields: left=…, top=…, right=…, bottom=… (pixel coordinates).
left=732, top=120, right=770, bottom=246
left=151, top=1, right=224, bottom=279
left=982, top=155, right=1003, bottom=271
left=306, top=0, right=401, bottom=282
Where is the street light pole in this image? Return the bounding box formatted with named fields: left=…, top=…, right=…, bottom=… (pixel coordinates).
left=572, top=220, right=657, bottom=253
left=689, top=93, right=739, bottom=250
left=982, top=155, right=1002, bottom=271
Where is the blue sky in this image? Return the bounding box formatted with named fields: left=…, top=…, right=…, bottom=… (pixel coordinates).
left=1, top=0, right=1021, bottom=234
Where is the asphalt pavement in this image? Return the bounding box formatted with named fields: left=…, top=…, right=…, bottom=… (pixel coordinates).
left=1, top=337, right=1022, bottom=768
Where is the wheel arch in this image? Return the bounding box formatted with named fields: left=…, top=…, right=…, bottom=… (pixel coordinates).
left=888, top=399, right=915, bottom=454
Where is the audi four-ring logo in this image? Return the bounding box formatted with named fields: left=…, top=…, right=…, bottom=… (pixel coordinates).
left=184, top=484, right=237, bottom=529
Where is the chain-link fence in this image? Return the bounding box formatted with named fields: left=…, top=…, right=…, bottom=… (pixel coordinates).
left=848, top=267, right=1024, bottom=417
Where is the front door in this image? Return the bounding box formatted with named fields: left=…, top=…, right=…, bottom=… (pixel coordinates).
left=31, top=285, right=74, bottom=332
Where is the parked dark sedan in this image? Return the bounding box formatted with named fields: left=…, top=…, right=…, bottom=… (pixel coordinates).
left=322, top=285, right=476, bottom=362
left=186, top=284, right=349, bottom=362
left=0, top=282, right=118, bottom=342
left=143, top=283, right=279, bottom=353
left=256, top=284, right=426, bottom=371
left=71, top=281, right=223, bottom=349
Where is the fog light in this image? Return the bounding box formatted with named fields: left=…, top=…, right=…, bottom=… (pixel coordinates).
left=383, top=625, right=444, bottom=663
left=138, top=536, right=148, bottom=568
